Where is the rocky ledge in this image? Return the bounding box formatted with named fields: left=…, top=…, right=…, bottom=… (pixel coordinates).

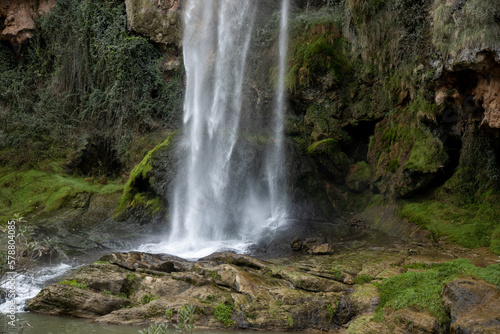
left=28, top=241, right=499, bottom=333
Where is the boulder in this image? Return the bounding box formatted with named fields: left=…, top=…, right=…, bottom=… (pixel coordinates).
left=28, top=284, right=130, bottom=318
left=442, top=278, right=500, bottom=333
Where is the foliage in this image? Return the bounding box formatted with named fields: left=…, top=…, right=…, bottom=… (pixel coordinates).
left=0, top=0, right=184, bottom=171
left=138, top=322, right=168, bottom=334
left=175, top=304, right=196, bottom=334
left=214, top=302, right=234, bottom=327
left=374, top=259, right=500, bottom=325
left=60, top=279, right=87, bottom=289
left=326, top=302, right=339, bottom=322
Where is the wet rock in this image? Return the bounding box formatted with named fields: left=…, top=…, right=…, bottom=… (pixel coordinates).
left=393, top=309, right=439, bottom=333
left=28, top=251, right=351, bottom=330
left=99, top=251, right=191, bottom=273
left=291, top=237, right=303, bottom=251
left=28, top=284, right=130, bottom=318
left=309, top=243, right=335, bottom=255
left=348, top=284, right=379, bottom=315
left=442, top=278, right=500, bottom=333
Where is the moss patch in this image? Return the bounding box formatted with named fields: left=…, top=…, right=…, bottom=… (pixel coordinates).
left=400, top=191, right=500, bottom=254
left=214, top=302, right=234, bottom=327
left=115, top=132, right=177, bottom=217
left=374, top=259, right=500, bottom=325
left=59, top=279, right=87, bottom=289
left=0, top=168, right=123, bottom=223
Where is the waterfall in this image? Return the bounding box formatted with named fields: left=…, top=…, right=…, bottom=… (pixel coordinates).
left=139, top=0, right=290, bottom=259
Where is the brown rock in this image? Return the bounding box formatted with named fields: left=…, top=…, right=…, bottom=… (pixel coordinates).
left=309, top=243, right=335, bottom=255
left=125, top=0, right=182, bottom=48
left=28, top=284, right=130, bottom=318
left=0, top=0, right=55, bottom=48
left=442, top=278, right=500, bottom=333
left=476, top=76, right=500, bottom=129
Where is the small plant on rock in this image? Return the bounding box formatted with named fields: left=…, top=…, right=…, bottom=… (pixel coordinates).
left=175, top=304, right=196, bottom=334
left=214, top=302, right=234, bottom=327
left=138, top=322, right=168, bottom=334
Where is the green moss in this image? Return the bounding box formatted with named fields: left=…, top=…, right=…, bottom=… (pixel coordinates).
left=141, top=293, right=157, bottom=305
left=59, top=279, right=87, bottom=289
left=308, top=138, right=338, bottom=154
left=0, top=167, right=123, bottom=223
left=375, top=259, right=500, bottom=325
left=287, top=316, right=294, bottom=327
left=400, top=191, right=500, bottom=253
left=354, top=274, right=373, bottom=285
left=404, top=136, right=447, bottom=173
left=287, top=15, right=351, bottom=94
left=214, top=302, right=234, bottom=327
left=115, top=132, right=177, bottom=217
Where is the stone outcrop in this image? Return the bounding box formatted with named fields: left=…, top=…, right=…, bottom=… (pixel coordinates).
left=0, top=0, right=55, bottom=49
left=443, top=278, right=500, bottom=333
left=125, top=0, right=182, bottom=48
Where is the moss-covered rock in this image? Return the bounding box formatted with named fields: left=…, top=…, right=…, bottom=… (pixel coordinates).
left=115, top=131, right=179, bottom=220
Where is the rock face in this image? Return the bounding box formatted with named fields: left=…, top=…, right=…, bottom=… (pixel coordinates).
left=443, top=278, right=500, bottom=333
left=0, top=0, right=55, bottom=49
left=125, top=0, right=182, bottom=48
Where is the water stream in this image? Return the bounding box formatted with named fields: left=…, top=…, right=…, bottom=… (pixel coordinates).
left=140, top=0, right=291, bottom=258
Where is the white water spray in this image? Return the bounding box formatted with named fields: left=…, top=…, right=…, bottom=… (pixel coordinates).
left=139, top=0, right=290, bottom=258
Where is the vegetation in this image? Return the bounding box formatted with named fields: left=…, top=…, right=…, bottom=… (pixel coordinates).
left=374, top=259, right=500, bottom=326
left=141, top=293, right=157, bottom=305
left=175, top=304, right=196, bottom=334
left=400, top=191, right=500, bottom=254
left=354, top=274, right=373, bottom=285
left=138, top=322, right=169, bottom=334
left=59, top=279, right=87, bottom=289
left=432, top=0, right=500, bottom=56
left=0, top=167, right=123, bottom=224
left=0, top=0, right=184, bottom=173
left=114, top=132, right=177, bottom=217
left=214, top=302, right=234, bottom=327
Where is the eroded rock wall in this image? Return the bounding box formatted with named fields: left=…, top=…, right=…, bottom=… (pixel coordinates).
left=0, top=0, right=55, bottom=49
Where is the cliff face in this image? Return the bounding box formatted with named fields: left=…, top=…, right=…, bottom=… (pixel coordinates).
left=0, top=0, right=55, bottom=49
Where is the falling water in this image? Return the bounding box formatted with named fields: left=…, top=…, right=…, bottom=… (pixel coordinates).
left=139, top=0, right=290, bottom=259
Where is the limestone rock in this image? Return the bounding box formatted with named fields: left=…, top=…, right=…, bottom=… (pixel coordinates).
left=442, top=278, right=500, bottom=333
left=125, top=0, right=182, bottom=48
left=28, top=251, right=351, bottom=331
left=99, top=251, right=192, bottom=273
left=28, top=284, right=130, bottom=318
left=0, top=0, right=55, bottom=48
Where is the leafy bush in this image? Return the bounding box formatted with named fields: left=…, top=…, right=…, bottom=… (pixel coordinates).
left=0, top=0, right=184, bottom=171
